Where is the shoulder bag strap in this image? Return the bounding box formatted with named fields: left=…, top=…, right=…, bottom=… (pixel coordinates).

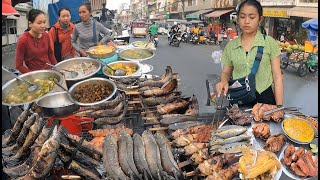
left=92, top=19, right=97, bottom=43
left=251, top=35, right=266, bottom=75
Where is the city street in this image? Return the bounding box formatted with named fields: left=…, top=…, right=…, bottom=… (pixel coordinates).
left=2, top=35, right=318, bottom=116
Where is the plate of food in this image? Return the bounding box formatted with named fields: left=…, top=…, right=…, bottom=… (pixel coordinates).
left=282, top=117, right=317, bottom=144
left=279, top=144, right=318, bottom=179
left=86, top=45, right=116, bottom=59
left=238, top=148, right=283, bottom=180
left=131, top=41, right=148, bottom=47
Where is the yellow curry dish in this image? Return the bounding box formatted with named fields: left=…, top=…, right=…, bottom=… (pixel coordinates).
left=283, top=117, right=315, bottom=143
left=105, top=62, right=137, bottom=76
left=4, top=77, right=57, bottom=104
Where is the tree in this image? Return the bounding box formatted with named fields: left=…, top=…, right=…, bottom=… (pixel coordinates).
left=181, top=0, right=186, bottom=20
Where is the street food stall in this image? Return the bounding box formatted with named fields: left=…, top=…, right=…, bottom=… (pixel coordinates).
left=2, top=42, right=318, bottom=180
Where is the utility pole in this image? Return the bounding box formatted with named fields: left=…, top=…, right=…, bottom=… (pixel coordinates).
left=181, top=0, right=186, bottom=20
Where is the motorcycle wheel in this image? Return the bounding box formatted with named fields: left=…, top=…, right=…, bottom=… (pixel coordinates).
left=309, top=66, right=318, bottom=73
left=280, top=60, right=289, bottom=69
left=176, top=41, right=180, bottom=47
left=298, top=62, right=308, bottom=77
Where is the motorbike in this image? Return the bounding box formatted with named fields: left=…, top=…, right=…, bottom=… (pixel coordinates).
left=150, top=34, right=159, bottom=47
left=191, top=33, right=199, bottom=45
left=181, top=31, right=189, bottom=43
left=199, top=33, right=207, bottom=44
left=205, top=33, right=216, bottom=45
left=169, top=32, right=181, bottom=47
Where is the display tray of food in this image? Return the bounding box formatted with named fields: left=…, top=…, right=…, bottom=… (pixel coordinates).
left=102, top=61, right=141, bottom=79
left=2, top=70, right=64, bottom=106
left=68, top=78, right=117, bottom=106
left=86, top=45, right=116, bottom=59
left=54, top=57, right=101, bottom=81
left=118, top=48, right=155, bottom=61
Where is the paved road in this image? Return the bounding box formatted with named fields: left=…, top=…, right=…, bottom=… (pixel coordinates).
left=130, top=35, right=318, bottom=116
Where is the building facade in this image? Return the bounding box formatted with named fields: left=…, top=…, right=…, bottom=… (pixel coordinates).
left=90, top=0, right=107, bottom=15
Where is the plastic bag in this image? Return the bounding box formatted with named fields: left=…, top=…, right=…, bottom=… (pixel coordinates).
left=211, top=50, right=223, bottom=64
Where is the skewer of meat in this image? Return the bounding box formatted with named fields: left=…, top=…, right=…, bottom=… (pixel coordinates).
left=103, top=134, right=129, bottom=180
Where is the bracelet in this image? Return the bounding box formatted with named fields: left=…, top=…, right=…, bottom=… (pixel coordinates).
left=277, top=105, right=283, bottom=108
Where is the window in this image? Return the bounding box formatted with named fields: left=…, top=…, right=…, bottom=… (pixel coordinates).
left=2, top=19, right=17, bottom=36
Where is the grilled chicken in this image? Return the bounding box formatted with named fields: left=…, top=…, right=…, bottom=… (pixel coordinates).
left=292, top=147, right=305, bottom=161
left=252, top=123, right=270, bottom=140
left=252, top=103, right=284, bottom=122
left=263, top=135, right=286, bottom=153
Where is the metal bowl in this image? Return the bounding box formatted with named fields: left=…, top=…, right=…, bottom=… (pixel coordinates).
left=118, top=47, right=155, bottom=62
left=36, top=91, right=80, bottom=117
left=281, top=117, right=317, bottom=144
left=2, top=70, right=65, bottom=106
left=68, top=78, right=117, bottom=106
left=102, top=61, right=142, bottom=79
left=131, top=41, right=148, bottom=48
left=86, top=45, right=116, bottom=59
left=54, top=57, right=101, bottom=82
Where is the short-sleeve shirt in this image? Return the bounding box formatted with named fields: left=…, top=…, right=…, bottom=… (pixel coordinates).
left=149, top=25, right=158, bottom=35
left=221, top=31, right=281, bottom=94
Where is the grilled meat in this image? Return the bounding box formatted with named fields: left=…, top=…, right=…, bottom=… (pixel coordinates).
left=252, top=103, right=284, bottom=122
left=292, top=147, right=305, bottom=161
left=226, top=106, right=252, bottom=125
left=281, top=144, right=295, bottom=166
left=252, top=123, right=270, bottom=140
left=263, top=135, right=286, bottom=153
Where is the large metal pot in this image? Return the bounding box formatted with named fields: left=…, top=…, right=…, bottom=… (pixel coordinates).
left=2, top=70, right=65, bottom=106
left=54, top=57, right=101, bottom=87
left=68, top=78, right=117, bottom=106
left=118, top=47, right=155, bottom=62
left=36, top=91, right=80, bottom=117
left=102, top=61, right=142, bottom=79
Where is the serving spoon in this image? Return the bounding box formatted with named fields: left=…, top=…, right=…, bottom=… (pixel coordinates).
left=2, top=66, right=39, bottom=92
left=97, top=59, right=126, bottom=76
left=46, top=63, right=78, bottom=78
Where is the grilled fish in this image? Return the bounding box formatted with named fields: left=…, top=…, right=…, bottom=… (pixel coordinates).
left=210, top=141, right=251, bottom=154
left=118, top=130, right=142, bottom=179
left=209, top=134, right=251, bottom=146
left=133, top=134, right=153, bottom=179
left=21, top=125, right=62, bottom=179
left=103, top=134, right=129, bottom=180
left=154, top=133, right=183, bottom=178
left=211, top=126, right=247, bottom=139
left=68, top=160, right=101, bottom=180
left=2, top=108, right=30, bottom=147
left=142, top=130, right=164, bottom=180
left=168, top=121, right=204, bottom=131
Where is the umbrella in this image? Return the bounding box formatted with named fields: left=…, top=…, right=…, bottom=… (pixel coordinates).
left=302, top=18, right=318, bottom=31
left=2, top=0, right=20, bottom=17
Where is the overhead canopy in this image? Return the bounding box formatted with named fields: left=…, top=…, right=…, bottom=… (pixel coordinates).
left=2, top=0, right=20, bottom=17
left=186, top=9, right=212, bottom=19
left=205, top=9, right=233, bottom=18
left=288, top=7, right=318, bottom=19
left=302, top=18, right=318, bottom=31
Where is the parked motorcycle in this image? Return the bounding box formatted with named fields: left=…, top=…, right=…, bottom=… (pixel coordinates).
left=191, top=34, right=199, bottom=45
left=206, top=34, right=216, bottom=45
left=169, top=32, right=181, bottom=47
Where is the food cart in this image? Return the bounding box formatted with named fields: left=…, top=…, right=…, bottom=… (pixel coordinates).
left=280, top=18, right=318, bottom=77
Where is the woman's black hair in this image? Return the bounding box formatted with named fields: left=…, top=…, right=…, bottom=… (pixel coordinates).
left=25, top=9, right=44, bottom=31
left=58, top=7, right=71, bottom=16
left=236, top=0, right=266, bottom=35
left=80, top=2, right=92, bottom=12
left=236, top=0, right=263, bottom=16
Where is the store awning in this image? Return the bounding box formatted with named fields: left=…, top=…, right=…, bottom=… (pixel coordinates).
left=288, top=7, right=318, bottom=19
left=186, top=9, right=212, bottom=19
left=205, top=9, right=234, bottom=18
left=2, top=0, right=20, bottom=16
left=263, top=8, right=290, bottom=18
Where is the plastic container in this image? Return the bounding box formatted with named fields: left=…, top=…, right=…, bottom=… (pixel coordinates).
left=48, top=114, right=93, bottom=135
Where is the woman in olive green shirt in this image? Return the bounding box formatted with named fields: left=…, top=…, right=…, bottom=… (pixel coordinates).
left=216, top=0, right=283, bottom=106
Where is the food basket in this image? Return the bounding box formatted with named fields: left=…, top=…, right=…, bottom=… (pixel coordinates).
left=86, top=45, right=116, bottom=59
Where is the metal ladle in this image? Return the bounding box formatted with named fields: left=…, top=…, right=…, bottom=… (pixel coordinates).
left=52, top=79, right=77, bottom=103
left=46, top=63, right=78, bottom=78
left=2, top=66, right=39, bottom=92
left=97, top=59, right=126, bottom=76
